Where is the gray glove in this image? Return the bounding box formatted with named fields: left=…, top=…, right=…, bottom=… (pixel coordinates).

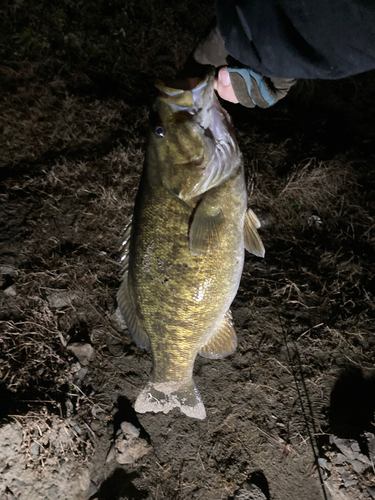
left=194, top=26, right=296, bottom=108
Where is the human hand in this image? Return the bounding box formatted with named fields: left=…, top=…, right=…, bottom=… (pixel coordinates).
left=186, top=70, right=239, bottom=103
left=214, top=67, right=239, bottom=104
left=192, top=23, right=295, bottom=108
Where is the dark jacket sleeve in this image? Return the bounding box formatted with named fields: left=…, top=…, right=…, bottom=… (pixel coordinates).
left=216, top=0, right=375, bottom=79
left=193, top=25, right=296, bottom=108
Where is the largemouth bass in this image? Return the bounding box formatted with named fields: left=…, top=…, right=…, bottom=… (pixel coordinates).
left=117, top=71, right=264, bottom=420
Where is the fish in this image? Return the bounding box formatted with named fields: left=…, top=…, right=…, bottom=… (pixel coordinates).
left=117, top=70, right=264, bottom=420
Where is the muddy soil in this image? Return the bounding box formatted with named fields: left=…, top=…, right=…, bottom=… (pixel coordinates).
left=1, top=1, right=375, bottom=499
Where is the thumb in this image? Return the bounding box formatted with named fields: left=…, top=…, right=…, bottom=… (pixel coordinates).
left=214, top=68, right=239, bottom=104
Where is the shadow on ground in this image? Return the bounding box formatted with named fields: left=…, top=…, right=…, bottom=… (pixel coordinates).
left=329, top=365, right=375, bottom=438
left=90, top=470, right=149, bottom=500
left=0, top=382, right=69, bottom=420
left=113, top=395, right=151, bottom=444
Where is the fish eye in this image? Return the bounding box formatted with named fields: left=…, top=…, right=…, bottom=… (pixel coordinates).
left=155, top=126, right=165, bottom=138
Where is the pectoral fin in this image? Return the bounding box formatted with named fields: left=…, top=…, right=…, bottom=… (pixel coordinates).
left=244, top=208, right=265, bottom=257
left=189, top=202, right=225, bottom=256
left=199, top=310, right=237, bottom=359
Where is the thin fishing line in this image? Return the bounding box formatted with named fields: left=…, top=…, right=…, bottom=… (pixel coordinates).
left=278, top=311, right=328, bottom=500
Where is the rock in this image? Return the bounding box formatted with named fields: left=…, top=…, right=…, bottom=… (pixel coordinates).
left=71, top=361, right=82, bottom=373
left=4, top=285, right=17, bottom=297
left=106, top=444, right=116, bottom=463
left=74, top=426, right=81, bottom=436
left=111, top=307, right=128, bottom=333
left=343, top=478, right=357, bottom=488
left=47, top=290, right=76, bottom=309
left=88, top=481, right=98, bottom=497
left=91, top=420, right=100, bottom=432
left=67, top=343, right=95, bottom=366
left=78, top=468, right=91, bottom=494
left=0, top=422, right=93, bottom=500
left=120, top=421, right=140, bottom=439
left=116, top=438, right=150, bottom=465
left=65, top=398, right=74, bottom=417
left=330, top=435, right=372, bottom=473
left=318, top=457, right=331, bottom=471
left=0, top=265, right=18, bottom=277
left=365, top=432, right=375, bottom=457
left=324, top=478, right=353, bottom=500
left=75, top=366, right=89, bottom=383
left=308, top=214, right=323, bottom=228
left=30, top=442, right=40, bottom=456
left=351, top=460, right=367, bottom=474
left=233, top=483, right=267, bottom=500
left=116, top=439, right=131, bottom=462
left=108, top=421, right=151, bottom=465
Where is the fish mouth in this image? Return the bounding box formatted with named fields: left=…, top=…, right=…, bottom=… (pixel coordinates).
left=155, top=74, right=210, bottom=96
left=155, top=71, right=214, bottom=113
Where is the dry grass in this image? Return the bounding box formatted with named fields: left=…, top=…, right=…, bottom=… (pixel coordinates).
left=14, top=409, right=93, bottom=469
left=250, top=158, right=355, bottom=232
left=0, top=76, right=125, bottom=168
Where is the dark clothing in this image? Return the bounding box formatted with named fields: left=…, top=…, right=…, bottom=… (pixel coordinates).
left=193, top=25, right=296, bottom=108
left=216, top=0, right=375, bottom=79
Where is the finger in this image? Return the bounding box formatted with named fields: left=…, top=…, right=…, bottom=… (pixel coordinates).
left=217, top=81, right=239, bottom=103
left=218, top=67, right=231, bottom=86
left=215, top=68, right=239, bottom=104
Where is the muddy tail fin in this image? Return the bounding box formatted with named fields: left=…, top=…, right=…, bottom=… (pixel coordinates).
left=134, top=380, right=206, bottom=420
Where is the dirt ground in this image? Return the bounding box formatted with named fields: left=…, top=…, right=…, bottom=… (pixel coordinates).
left=1, top=1, right=375, bottom=499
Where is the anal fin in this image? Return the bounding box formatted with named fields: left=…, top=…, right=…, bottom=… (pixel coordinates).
left=244, top=208, right=265, bottom=257
left=199, top=310, right=237, bottom=359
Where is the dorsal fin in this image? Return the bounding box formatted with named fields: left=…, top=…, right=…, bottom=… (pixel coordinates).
left=117, top=217, right=150, bottom=349
left=117, top=271, right=150, bottom=349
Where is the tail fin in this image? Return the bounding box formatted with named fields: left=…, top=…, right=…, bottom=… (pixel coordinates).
left=134, top=380, right=206, bottom=420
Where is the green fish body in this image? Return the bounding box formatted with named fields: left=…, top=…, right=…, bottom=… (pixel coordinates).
left=118, top=73, right=264, bottom=419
